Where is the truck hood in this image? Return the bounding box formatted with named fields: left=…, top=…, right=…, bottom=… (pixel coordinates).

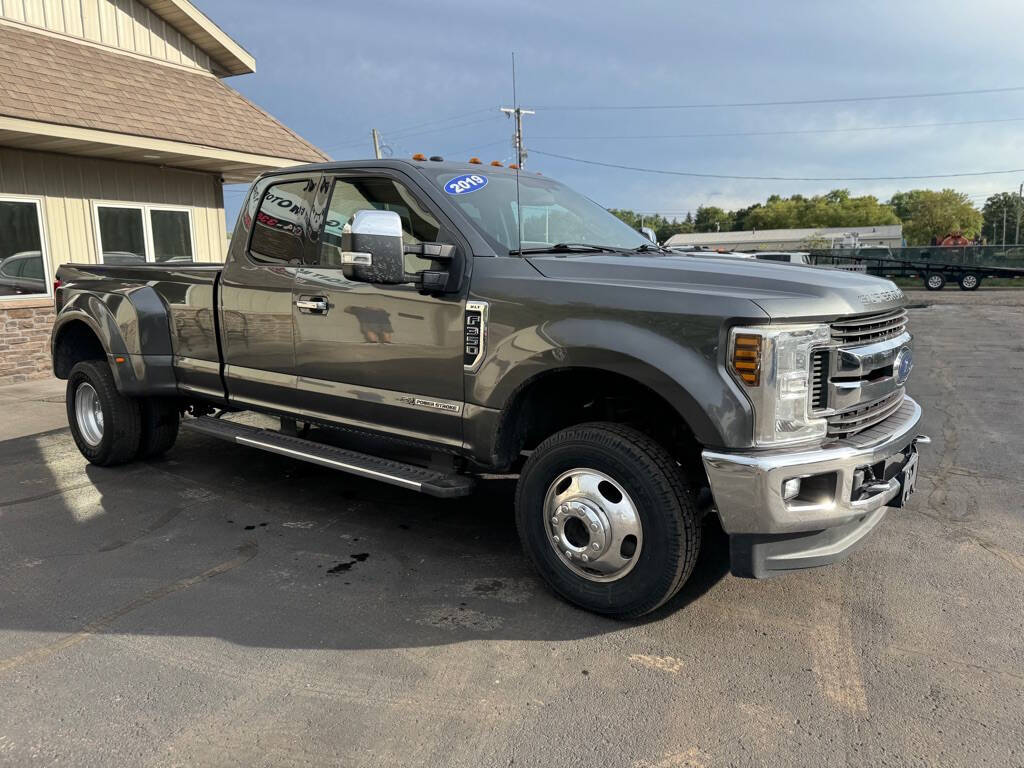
left=525, top=253, right=906, bottom=320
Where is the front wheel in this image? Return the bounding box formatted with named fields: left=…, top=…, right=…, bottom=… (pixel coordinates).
left=924, top=272, right=946, bottom=290
left=66, top=360, right=141, bottom=466
left=515, top=423, right=701, bottom=619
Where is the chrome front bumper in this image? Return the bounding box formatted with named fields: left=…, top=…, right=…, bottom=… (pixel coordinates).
left=702, top=396, right=927, bottom=577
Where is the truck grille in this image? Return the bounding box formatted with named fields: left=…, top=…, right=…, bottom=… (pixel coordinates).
left=810, top=349, right=829, bottom=411
left=830, top=309, right=907, bottom=346
left=827, top=388, right=906, bottom=438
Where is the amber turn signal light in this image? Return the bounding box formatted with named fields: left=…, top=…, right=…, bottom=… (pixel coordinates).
left=468, top=157, right=482, bottom=164
left=411, top=153, right=427, bottom=161
left=732, top=333, right=762, bottom=386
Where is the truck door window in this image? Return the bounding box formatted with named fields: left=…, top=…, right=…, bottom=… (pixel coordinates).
left=249, top=179, right=316, bottom=264
left=318, top=177, right=443, bottom=272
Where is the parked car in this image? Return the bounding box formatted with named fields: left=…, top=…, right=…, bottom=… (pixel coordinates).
left=50, top=159, right=927, bottom=618
left=753, top=251, right=812, bottom=265
left=0, top=250, right=46, bottom=295
left=669, top=247, right=753, bottom=259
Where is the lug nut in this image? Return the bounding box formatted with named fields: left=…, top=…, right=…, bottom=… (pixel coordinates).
left=551, top=517, right=558, bottom=525
left=552, top=536, right=560, bottom=544
left=564, top=550, right=573, bottom=559
left=590, top=522, right=599, bottom=532
left=591, top=542, right=600, bottom=550
left=581, top=554, right=589, bottom=562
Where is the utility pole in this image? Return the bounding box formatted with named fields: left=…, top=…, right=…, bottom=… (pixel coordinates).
left=1016, top=182, right=1022, bottom=245
left=1003, top=207, right=1007, bottom=246
left=500, top=52, right=534, bottom=168
left=371, top=128, right=382, bottom=160
left=500, top=105, right=534, bottom=168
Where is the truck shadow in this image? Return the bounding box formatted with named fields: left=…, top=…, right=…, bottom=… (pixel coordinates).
left=0, top=427, right=731, bottom=657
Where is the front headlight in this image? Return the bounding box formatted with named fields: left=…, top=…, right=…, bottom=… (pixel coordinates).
left=728, top=323, right=831, bottom=446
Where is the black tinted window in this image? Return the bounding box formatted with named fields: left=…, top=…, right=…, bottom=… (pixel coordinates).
left=318, top=177, right=442, bottom=272
left=249, top=180, right=315, bottom=264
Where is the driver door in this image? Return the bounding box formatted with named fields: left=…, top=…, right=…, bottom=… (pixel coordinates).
left=291, top=172, right=467, bottom=447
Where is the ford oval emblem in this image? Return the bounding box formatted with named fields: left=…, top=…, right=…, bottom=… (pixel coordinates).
left=894, top=347, right=913, bottom=385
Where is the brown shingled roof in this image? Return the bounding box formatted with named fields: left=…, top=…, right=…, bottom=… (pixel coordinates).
left=0, top=23, right=328, bottom=164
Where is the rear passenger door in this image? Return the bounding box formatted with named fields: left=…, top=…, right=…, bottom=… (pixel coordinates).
left=218, top=176, right=318, bottom=411
left=291, top=171, right=467, bottom=447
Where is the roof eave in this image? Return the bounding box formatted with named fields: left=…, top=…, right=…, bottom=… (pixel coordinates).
left=0, top=115, right=317, bottom=183
left=138, top=0, right=256, bottom=76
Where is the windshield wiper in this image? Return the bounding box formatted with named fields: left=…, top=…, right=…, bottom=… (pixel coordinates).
left=511, top=242, right=627, bottom=255
left=632, top=243, right=671, bottom=254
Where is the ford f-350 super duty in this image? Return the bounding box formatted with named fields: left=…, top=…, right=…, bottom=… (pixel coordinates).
left=51, top=159, right=927, bottom=617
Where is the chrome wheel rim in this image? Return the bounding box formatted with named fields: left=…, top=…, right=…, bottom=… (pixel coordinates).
left=962, top=275, right=978, bottom=288
left=928, top=275, right=943, bottom=288
left=543, top=468, right=643, bottom=582
left=75, top=382, right=104, bottom=446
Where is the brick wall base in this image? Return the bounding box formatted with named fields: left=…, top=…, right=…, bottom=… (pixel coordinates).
left=1, top=306, right=55, bottom=385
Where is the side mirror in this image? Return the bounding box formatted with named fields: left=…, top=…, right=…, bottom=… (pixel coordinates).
left=342, top=209, right=406, bottom=284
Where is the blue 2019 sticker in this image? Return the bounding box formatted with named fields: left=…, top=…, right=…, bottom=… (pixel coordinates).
left=445, top=174, right=488, bottom=195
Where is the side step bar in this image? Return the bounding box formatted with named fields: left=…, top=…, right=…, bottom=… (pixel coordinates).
left=180, top=416, right=474, bottom=498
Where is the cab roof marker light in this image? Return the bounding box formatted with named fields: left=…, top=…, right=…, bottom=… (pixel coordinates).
left=412, top=153, right=427, bottom=161
left=490, top=160, right=503, bottom=167
left=468, top=157, right=482, bottom=164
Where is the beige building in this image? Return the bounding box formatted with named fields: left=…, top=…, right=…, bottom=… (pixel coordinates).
left=665, top=224, right=904, bottom=251
left=0, top=0, right=328, bottom=384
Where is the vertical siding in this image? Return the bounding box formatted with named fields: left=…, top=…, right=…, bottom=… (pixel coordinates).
left=0, top=0, right=215, bottom=73
left=1, top=0, right=26, bottom=23
left=0, top=148, right=227, bottom=272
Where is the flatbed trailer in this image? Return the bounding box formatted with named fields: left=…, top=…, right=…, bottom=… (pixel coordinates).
left=812, top=246, right=1024, bottom=291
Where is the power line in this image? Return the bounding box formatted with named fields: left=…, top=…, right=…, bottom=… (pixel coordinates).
left=531, top=116, right=1024, bottom=141
left=320, top=107, right=498, bottom=152
left=531, top=85, right=1024, bottom=112
left=531, top=149, right=1024, bottom=182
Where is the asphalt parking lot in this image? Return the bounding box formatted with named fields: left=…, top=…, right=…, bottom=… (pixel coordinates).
left=1, top=290, right=1022, bottom=767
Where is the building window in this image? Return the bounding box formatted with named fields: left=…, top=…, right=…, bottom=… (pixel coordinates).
left=0, top=197, right=49, bottom=299
left=94, top=203, right=195, bottom=264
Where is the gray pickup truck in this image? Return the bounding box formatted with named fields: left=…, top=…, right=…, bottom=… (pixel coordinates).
left=51, top=158, right=927, bottom=617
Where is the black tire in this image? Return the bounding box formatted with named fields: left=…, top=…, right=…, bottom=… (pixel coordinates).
left=515, top=422, right=701, bottom=619
left=66, top=360, right=141, bottom=466
left=137, top=398, right=180, bottom=460
left=958, top=273, right=981, bottom=291
left=924, top=272, right=946, bottom=291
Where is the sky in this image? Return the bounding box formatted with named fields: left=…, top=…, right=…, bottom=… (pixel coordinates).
left=210, top=0, right=1024, bottom=227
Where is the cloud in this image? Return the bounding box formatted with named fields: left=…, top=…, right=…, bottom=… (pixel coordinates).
left=209, top=0, right=1024, bottom=223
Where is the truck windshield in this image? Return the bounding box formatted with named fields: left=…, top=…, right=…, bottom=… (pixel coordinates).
left=432, top=170, right=650, bottom=255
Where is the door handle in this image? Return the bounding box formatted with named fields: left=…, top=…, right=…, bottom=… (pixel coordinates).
left=295, top=297, right=329, bottom=314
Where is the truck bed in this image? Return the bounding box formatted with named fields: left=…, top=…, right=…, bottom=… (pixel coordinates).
left=55, top=261, right=224, bottom=399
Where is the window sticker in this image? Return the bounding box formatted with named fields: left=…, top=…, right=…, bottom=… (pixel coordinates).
left=444, top=174, right=488, bottom=195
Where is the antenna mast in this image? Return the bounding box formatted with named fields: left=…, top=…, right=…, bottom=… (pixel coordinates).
left=500, top=53, right=534, bottom=168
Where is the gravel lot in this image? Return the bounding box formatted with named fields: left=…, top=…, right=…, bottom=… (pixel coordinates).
left=1, top=291, right=1022, bottom=767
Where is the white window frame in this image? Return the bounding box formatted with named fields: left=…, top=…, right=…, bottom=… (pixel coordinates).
left=0, top=194, right=52, bottom=301
left=91, top=202, right=197, bottom=264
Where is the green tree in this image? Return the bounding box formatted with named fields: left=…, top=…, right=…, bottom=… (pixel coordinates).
left=731, top=203, right=762, bottom=231
left=981, top=192, right=1023, bottom=245
left=694, top=206, right=732, bottom=232
left=608, top=209, right=694, bottom=242
left=744, top=190, right=898, bottom=231
left=887, top=189, right=982, bottom=245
